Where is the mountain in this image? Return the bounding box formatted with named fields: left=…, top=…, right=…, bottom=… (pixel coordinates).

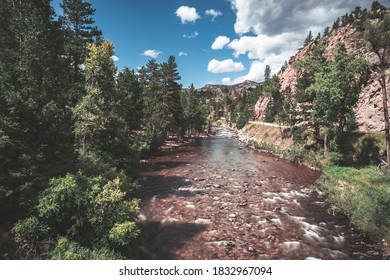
left=196, top=80, right=260, bottom=101
left=254, top=14, right=390, bottom=132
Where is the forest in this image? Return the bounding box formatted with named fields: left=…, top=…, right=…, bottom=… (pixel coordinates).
left=0, top=0, right=208, bottom=259
left=1, top=0, right=390, bottom=260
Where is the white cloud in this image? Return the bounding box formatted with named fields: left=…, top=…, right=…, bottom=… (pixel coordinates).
left=211, top=36, right=231, bottom=50
left=218, top=0, right=373, bottom=84
left=176, top=6, right=200, bottom=24
left=206, top=9, right=223, bottom=21
left=230, top=0, right=369, bottom=35
left=183, top=31, right=199, bottom=39
left=111, top=55, right=119, bottom=62
left=208, top=59, right=245, bottom=74
left=142, top=50, right=162, bottom=58
left=227, top=33, right=301, bottom=59
left=179, top=52, right=188, bottom=57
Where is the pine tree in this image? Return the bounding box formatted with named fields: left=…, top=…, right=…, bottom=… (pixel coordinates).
left=0, top=0, right=73, bottom=223
left=323, top=26, right=331, bottom=37
left=116, top=68, right=144, bottom=133
left=161, top=56, right=184, bottom=138
left=264, top=65, right=271, bottom=82
left=60, top=0, right=102, bottom=85
left=303, top=31, right=314, bottom=47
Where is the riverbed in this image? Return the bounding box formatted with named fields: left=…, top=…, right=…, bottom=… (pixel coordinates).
left=128, top=127, right=382, bottom=260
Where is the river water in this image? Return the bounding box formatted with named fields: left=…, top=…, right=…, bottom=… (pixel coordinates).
left=129, top=127, right=382, bottom=260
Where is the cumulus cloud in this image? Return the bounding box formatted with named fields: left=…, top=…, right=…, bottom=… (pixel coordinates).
left=208, top=59, right=245, bottom=74
left=206, top=9, right=223, bottom=21
left=142, top=50, right=162, bottom=58
left=211, top=36, right=231, bottom=50
left=111, top=55, right=119, bottom=62
left=183, top=31, right=199, bottom=39
left=217, top=0, right=373, bottom=84
left=230, top=0, right=369, bottom=35
left=176, top=6, right=201, bottom=24
left=179, top=52, right=188, bottom=57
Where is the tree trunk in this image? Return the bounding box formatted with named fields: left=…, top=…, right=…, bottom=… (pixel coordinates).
left=324, top=132, right=330, bottom=156
left=379, top=74, right=390, bottom=169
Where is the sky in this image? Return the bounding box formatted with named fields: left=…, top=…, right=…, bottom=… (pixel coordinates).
left=51, top=0, right=390, bottom=88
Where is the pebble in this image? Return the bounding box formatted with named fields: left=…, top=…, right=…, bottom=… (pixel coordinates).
left=229, top=214, right=237, bottom=218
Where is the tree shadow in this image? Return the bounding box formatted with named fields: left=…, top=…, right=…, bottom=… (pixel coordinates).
left=125, top=221, right=208, bottom=260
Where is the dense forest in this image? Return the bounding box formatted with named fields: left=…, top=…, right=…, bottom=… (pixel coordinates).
left=0, top=0, right=208, bottom=259
left=1, top=0, right=390, bottom=260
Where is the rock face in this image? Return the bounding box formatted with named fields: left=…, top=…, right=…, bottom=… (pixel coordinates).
left=197, top=80, right=260, bottom=102
left=254, top=25, right=390, bottom=132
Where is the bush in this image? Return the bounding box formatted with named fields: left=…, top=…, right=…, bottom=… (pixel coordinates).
left=11, top=217, right=50, bottom=259
left=48, top=237, right=120, bottom=260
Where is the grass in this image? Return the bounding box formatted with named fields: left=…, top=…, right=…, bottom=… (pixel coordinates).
left=320, top=164, right=390, bottom=243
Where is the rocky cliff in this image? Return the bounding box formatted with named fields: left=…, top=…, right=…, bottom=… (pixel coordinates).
left=254, top=24, right=390, bottom=132
left=197, top=80, right=260, bottom=101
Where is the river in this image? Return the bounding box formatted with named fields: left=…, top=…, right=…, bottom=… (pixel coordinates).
left=129, top=127, right=382, bottom=260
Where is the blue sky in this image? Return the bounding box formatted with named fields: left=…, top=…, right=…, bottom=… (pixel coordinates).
left=52, top=0, right=390, bottom=88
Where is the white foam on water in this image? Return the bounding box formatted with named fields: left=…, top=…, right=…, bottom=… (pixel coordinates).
left=272, top=196, right=286, bottom=203
left=292, top=199, right=301, bottom=207
left=303, top=229, right=327, bottom=244
left=322, top=248, right=347, bottom=259
left=195, top=218, right=212, bottom=225
left=283, top=241, right=301, bottom=252
left=162, top=217, right=179, bottom=224
left=186, top=203, right=196, bottom=210
left=178, top=186, right=203, bottom=193
left=138, top=213, right=147, bottom=222
left=165, top=206, right=174, bottom=215
left=262, top=192, right=278, bottom=197
left=280, top=192, right=294, bottom=199
left=333, top=235, right=345, bottom=245
left=271, top=218, right=283, bottom=227
left=289, top=190, right=309, bottom=197
left=263, top=198, right=276, bottom=205
left=288, top=216, right=306, bottom=224
left=259, top=228, right=268, bottom=238
left=300, top=221, right=327, bottom=235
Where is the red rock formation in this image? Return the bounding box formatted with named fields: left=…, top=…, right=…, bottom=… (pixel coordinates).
left=254, top=25, right=390, bottom=132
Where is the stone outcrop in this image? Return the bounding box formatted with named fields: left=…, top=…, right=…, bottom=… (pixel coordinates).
left=254, top=24, right=390, bottom=132
left=197, top=80, right=260, bottom=102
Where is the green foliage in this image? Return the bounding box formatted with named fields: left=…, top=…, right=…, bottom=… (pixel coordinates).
left=11, top=217, right=50, bottom=259
left=293, top=42, right=369, bottom=154
left=48, top=237, right=120, bottom=260
left=321, top=165, right=390, bottom=242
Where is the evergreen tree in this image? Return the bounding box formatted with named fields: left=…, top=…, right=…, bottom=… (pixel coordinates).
left=303, top=31, right=313, bottom=47
left=264, top=65, right=271, bottom=82
left=296, top=43, right=369, bottom=154
left=116, top=68, right=144, bottom=133
left=161, top=56, right=184, bottom=138
left=60, top=0, right=102, bottom=85
left=323, top=26, right=331, bottom=37
left=0, top=0, right=73, bottom=224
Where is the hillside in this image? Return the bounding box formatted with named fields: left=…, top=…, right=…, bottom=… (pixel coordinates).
left=254, top=16, right=390, bottom=132
left=196, top=80, right=260, bottom=101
